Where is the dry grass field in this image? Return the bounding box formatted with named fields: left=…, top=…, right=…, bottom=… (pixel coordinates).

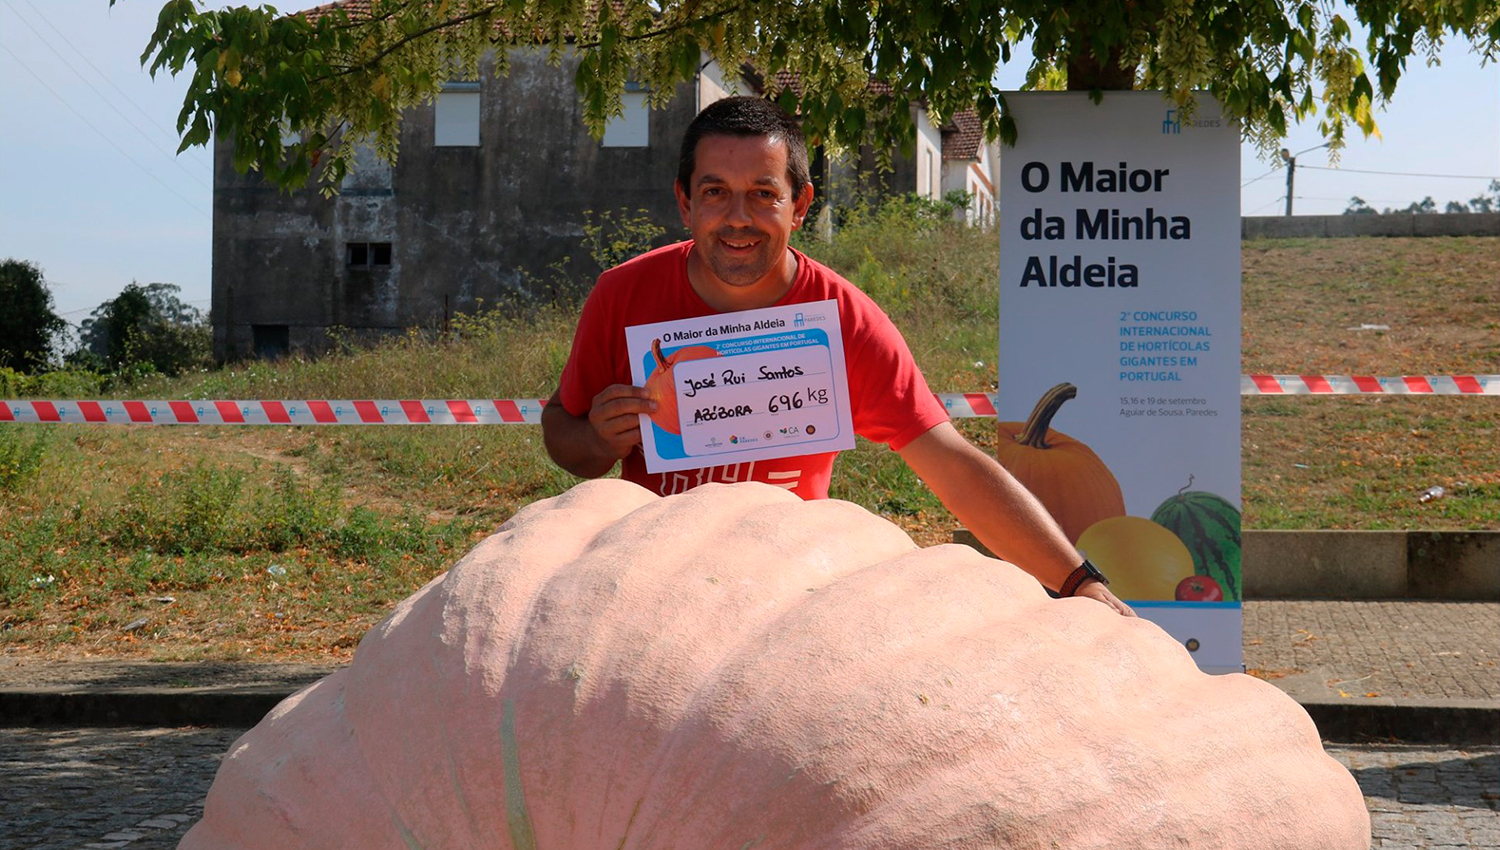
left=1, top=224, right=1494, bottom=662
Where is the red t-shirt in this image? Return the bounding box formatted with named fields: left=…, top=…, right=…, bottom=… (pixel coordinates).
left=556, top=241, right=949, bottom=499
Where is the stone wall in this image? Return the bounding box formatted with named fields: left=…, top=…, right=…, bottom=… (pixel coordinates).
left=1242, top=212, right=1500, bottom=239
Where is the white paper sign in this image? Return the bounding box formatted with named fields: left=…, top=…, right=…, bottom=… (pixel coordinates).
left=999, top=92, right=1243, bottom=673
left=625, top=300, right=855, bottom=473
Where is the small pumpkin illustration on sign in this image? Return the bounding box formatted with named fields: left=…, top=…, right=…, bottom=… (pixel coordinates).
left=996, top=382, right=1125, bottom=543
left=644, top=337, right=719, bottom=434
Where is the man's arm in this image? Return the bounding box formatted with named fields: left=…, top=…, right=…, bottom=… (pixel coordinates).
left=541, top=387, right=657, bottom=479
left=897, top=422, right=1134, bottom=616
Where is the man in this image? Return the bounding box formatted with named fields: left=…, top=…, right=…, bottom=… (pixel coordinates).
left=543, top=96, right=1132, bottom=616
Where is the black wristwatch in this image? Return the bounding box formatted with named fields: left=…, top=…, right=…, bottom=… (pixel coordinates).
left=1058, top=558, right=1109, bottom=598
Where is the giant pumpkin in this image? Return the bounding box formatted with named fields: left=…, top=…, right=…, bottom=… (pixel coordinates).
left=181, top=480, right=1368, bottom=849
left=996, top=382, right=1125, bottom=543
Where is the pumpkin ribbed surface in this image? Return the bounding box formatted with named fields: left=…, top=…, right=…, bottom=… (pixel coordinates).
left=182, top=479, right=1368, bottom=850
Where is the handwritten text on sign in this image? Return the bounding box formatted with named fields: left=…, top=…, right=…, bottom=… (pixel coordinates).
left=625, top=300, right=855, bottom=473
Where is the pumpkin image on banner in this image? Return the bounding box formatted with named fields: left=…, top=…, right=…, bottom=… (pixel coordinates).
left=643, top=337, right=718, bottom=434
left=1077, top=515, right=1196, bottom=601
left=996, top=382, right=1125, bottom=543
left=1152, top=475, right=1243, bottom=601
left=180, top=480, right=1370, bottom=849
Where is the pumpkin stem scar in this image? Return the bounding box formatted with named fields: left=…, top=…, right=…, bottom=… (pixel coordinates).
left=501, top=699, right=539, bottom=850
left=1016, top=382, right=1078, bottom=449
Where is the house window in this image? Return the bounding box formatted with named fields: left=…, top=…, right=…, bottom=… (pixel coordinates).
left=347, top=242, right=392, bottom=267
left=434, top=81, right=481, bottom=147
left=252, top=324, right=290, bottom=359
left=602, top=88, right=650, bottom=148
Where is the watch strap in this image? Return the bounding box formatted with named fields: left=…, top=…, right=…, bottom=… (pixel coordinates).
left=1059, top=558, right=1108, bottom=598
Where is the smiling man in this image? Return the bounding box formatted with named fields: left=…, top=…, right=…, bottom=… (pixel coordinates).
left=543, top=96, right=1132, bottom=615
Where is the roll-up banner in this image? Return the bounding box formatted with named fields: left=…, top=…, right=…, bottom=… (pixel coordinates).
left=999, top=92, right=1243, bottom=674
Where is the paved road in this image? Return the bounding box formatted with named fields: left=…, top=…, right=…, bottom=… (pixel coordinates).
left=3, top=728, right=1496, bottom=849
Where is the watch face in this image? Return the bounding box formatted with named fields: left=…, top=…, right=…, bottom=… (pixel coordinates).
left=1083, top=559, right=1109, bottom=585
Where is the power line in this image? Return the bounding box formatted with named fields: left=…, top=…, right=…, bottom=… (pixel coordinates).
left=1294, top=195, right=1428, bottom=204
left=2, top=0, right=212, bottom=191
left=1247, top=196, right=1285, bottom=215
left=1300, top=165, right=1500, bottom=180
left=1241, top=167, right=1279, bottom=188
left=11, top=0, right=212, bottom=170
left=0, top=41, right=210, bottom=217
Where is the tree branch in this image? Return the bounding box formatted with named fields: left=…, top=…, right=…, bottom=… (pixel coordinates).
left=311, top=3, right=506, bottom=83
left=568, top=3, right=746, bottom=50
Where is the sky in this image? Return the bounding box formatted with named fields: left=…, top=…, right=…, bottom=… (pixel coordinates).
left=2, top=0, right=1497, bottom=324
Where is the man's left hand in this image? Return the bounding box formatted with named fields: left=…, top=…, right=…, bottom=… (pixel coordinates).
left=1074, top=579, right=1136, bottom=617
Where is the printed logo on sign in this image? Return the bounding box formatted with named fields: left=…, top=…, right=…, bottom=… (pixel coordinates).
left=1163, top=108, right=1224, bottom=134
left=805, top=424, right=817, bottom=435
left=764, top=430, right=774, bottom=440
left=705, top=437, right=724, bottom=448
left=730, top=435, right=739, bottom=444
left=793, top=312, right=806, bottom=327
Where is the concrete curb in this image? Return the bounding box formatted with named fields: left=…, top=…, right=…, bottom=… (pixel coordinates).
left=0, top=687, right=291, bottom=729
left=4, top=686, right=1495, bottom=746
left=1243, top=530, right=1499, bottom=601
left=954, top=528, right=1500, bottom=601
left=1297, top=699, right=1500, bottom=746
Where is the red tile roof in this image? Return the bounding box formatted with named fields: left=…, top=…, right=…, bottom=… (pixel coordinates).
left=301, top=0, right=369, bottom=22
left=941, top=109, right=984, bottom=161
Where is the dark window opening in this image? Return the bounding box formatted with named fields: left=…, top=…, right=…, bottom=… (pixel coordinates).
left=347, top=242, right=392, bottom=267
left=252, top=324, right=290, bottom=360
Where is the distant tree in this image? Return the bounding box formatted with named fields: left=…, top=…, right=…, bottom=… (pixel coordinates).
left=1343, top=196, right=1375, bottom=215
left=1445, top=200, right=1468, bottom=214
left=77, top=282, right=210, bottom=376
left=0, top=258, right=66, bottom=373
left=1469, top=180, right=1500, bottom=214
left=1383, top=196, right=1436, bottom=215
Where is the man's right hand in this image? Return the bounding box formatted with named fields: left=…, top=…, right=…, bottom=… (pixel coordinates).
left=587, top=384, right=657, bottom=460
left=541, top=386, right=656, bottom=480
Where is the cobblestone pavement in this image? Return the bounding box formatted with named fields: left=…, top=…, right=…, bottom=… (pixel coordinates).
left=4, top=728, right=1496, bottom=849
left=4, top=727, right=232, bottom=850
left=1243, top=600, right=1500, bottom=701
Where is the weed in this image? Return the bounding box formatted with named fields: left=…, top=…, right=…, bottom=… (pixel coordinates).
left=0, top=425, right=49, bottom=491
left=117, top=463, right=246, bottom=554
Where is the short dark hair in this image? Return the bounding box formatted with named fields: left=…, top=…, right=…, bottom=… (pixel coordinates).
left=676, top=95, right=811, bottom=197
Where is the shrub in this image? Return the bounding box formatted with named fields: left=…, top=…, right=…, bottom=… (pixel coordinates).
left=0, top=425, right=49, bottom=492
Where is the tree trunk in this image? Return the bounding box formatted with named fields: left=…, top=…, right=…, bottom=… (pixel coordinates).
left=1066, top=41, right=1138, bottom=91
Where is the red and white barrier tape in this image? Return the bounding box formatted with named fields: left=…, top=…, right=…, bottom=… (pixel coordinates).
left=0, top=399, right=552, bottom=425
left=1, top=376, right=1493, bottom=425
left=1239, top=374, right=1496, bottom=396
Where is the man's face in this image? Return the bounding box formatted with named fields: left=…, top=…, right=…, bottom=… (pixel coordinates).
left=674, top=134, right=813, bottom=293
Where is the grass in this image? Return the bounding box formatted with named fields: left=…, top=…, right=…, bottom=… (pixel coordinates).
left=1, top=215, right=1494, bottom=661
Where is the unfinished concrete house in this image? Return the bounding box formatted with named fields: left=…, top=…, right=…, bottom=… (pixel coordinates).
left=212, top=42, right=997, bottom=360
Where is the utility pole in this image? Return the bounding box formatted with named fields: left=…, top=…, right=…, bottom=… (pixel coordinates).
left=1282, top=150, right=1296, bottom=216
left=1279, top=143, right=1330, bottom=216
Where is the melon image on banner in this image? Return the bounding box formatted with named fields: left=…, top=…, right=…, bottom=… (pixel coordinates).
left=182, top=480, right=1368, bottom=849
